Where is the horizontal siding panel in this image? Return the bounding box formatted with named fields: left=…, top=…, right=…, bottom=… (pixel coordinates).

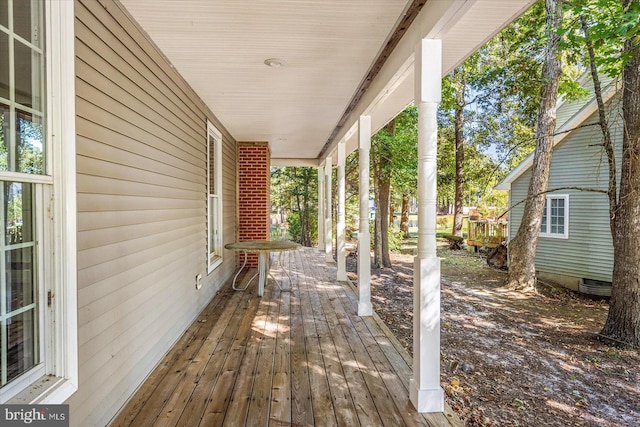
left=76, top=0, right=205, bottom=130
left=77, top=222, right=202, bottom=270
left=75, top=79, right=204, bottom=163
left=76, top=117, right=201, bottom=176
left=78, top=243, right=202, bottom=354
left=77, top=208, right=203, bottom=232
left=77, top=216, right=203, bottom=251
left=76, top=240, right=203, bottom=311
left=74, top=39, right=203, bottom=141
left=74, top=256, right=204, bottom=424
left=77, top=156, right=204, bottom=193
left=76, top=136, right=204, bottom=184
left=77, top=193, right=204, bottom=212
left=75, top=55, right=202, bottom=147
left=69, top=1, right=237, bottom=425
left=75, top=99, right=202, bottom=169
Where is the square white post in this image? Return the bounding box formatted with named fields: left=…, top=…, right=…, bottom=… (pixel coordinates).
left=357, top=116, right=373, bottom=316
left=324, top=155, right=333, bottom=262
left=317, top=164, right=325, bottom=251
left=410, top=38, right=445, bottom=413
left=337, top=142, right=347, bottom=280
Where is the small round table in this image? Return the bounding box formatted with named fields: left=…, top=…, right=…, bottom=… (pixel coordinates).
left=225, top=240, right=301, bottom=296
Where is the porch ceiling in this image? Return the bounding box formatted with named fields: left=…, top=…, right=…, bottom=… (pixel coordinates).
left=118, top=0, right=534, bottom=165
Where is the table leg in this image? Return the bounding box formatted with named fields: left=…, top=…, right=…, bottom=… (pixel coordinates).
left=232, top=250, right=259, bottom=291
left=258, top=252, right=269, bottom=297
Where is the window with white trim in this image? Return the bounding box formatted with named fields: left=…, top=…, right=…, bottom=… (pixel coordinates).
left=0, top=0, right=77, bottom=403
left=540, top=195, right=569, bottom=239
left=207, top=122, right=223, bottom=273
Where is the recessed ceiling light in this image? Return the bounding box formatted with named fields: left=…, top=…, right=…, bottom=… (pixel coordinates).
left=264, top=58, right=286, bottom=68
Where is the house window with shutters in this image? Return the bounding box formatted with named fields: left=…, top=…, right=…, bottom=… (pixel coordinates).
left=207, top=121, right=223, bottom=273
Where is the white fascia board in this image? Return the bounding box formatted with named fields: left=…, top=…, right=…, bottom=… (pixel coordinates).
left=496, top=79, right=620, bottom=191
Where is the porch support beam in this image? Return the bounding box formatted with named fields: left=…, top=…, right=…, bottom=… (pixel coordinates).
left=324, top=155, right=333, bottom=262
left=337, top=142, right=347, bottom=280
left=357, top=115, right=373, bottom=316
left=317, top=164, right=325, bottom=251
left=410, top=38, right=444, bottom=413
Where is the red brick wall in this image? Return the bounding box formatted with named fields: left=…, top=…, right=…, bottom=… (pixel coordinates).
left=237, top=142, right=270, bottom=267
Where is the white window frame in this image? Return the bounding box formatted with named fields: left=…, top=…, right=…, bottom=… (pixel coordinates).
left=1, top=0, right=78, bottom=404
left=540, top=194, right=569, bottom=239
left=207, top=121, right=223, bottom=273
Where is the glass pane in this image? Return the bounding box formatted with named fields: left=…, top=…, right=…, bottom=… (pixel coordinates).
left=14, top=41, right=43, bottom=110
left=6, top=182, right=33, bottom=245
left=0, top=0, right=7, bottom=29
left=541, top=200, right=547, bottom=232
left=0, top=31, right=8, bottom=100
left=209, top=135, right=216, bottom=195
left=15, top=109, right=43, bottom=174
left=13, top=0, right=41, bottom=46
left=209, top=196, right=217, bottom=255
left=5, top=310, right=38, bottom=384
left=6, top=246, right=35, bottom=312
left=0, top=104, right=8, bottom=170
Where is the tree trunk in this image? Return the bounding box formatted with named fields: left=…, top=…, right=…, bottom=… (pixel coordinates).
left=581, top=16, right=617, bottom=236
left=601, top=2, right=640, bottom=347
left=400, top=192, right=410, bottom=237
left=507, top=0, right=563, bottom=291
left=373, top=120, right=394, bottom=268
left=452, top=68, right=466, bottom=237
left=389, top=193, right=395, bottom=228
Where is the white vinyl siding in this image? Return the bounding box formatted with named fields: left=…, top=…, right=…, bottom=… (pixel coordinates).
left=69, top=1, right=236, bottom=425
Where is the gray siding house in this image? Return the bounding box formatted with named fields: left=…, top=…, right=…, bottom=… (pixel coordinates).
left=497, top=76, right=621, bottom=292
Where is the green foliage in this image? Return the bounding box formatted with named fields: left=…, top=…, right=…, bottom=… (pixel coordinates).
left=271, top=167, right=318, bottom=246
left=387, top=224, right=404, bottom=253
left=561, top=0, right=640, bottom=78
left=286, top=211, right=302, bottom=242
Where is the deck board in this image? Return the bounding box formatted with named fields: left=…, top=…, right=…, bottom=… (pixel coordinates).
left=111, top=248, right=460, bottom=427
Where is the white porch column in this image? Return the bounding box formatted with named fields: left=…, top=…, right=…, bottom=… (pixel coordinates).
left=324, top=155, right=333, bottom=262
left=357, top=116, right=373, bottom=316
left=410, top=38, right=444, bottom=413
left=317, top=164, right=325, bottom=251
left=337, top=142, right=347, bottom=280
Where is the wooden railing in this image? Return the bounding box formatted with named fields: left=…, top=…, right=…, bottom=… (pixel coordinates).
left=467, top=220, right=508, bottom=249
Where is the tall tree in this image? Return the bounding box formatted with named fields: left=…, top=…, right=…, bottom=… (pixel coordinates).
left=507, top=0, right=565, bottom=291
left=600, top=0, right=640, bottom=347
left=390, top=106, right=419, bottom=238
left=372, top=119, right=394, bottom=268
left=452, top=68, right=466, bottom=237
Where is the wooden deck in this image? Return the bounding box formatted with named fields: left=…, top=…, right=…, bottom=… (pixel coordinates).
left=111, top=248, right=460, bottom=427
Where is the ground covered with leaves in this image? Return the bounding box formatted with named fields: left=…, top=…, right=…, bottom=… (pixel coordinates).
left=346, top=245, right=639, bottom=427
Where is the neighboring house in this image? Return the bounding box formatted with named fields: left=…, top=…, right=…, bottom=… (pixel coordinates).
left=0, top=0, right=534, bottom=425
left=497, top=75, right=620, bottom=294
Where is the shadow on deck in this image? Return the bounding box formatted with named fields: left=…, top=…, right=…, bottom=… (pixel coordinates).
left=111, top=247, right=461, bottom=426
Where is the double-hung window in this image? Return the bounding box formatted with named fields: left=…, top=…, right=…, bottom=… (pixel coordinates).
left=207, top=121, right=223, bottom=273
left=0, top=0, right=77, bottom=403
left=540, top=195, right=569, bottom=239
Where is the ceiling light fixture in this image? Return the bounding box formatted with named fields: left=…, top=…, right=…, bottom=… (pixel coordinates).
left=264, top=58, right=286, bottom=68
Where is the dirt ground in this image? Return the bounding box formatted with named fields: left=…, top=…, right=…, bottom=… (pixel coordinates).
left=346, top=245, right=640, bottom=427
